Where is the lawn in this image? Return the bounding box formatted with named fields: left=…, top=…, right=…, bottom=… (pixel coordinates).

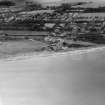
left=0, top=40, right=48, bottom=58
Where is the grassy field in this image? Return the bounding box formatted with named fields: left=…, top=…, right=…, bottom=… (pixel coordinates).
left=78, top=13, right=105, bottom=18
left=0, top=30, right=48, bottom=36
left=0, top=40, right=48, bottom=58
left=0, top=38, right=99, bottom=59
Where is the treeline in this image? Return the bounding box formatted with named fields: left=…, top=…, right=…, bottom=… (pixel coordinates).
left=0, top=20, right=45, bottom=31
left=54, top=3, right=105, bottom=13
left=57, top=7, right=105, bottom=13
left=84, top=7, right=105, bottom=13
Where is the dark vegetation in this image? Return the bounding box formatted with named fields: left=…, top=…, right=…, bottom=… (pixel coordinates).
left=84, top=7, right=105, bottom=13
left=0, top=0, right=15, bottom=7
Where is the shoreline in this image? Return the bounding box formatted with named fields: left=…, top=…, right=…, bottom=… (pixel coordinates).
left=2, top=45, right=105, bottom=61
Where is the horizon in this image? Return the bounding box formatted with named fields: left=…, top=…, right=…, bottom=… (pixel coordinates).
left=0, top=0, right=105, bottom=6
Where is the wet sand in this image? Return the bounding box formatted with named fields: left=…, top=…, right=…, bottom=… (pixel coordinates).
left=0, top=47, right=105, bottom=105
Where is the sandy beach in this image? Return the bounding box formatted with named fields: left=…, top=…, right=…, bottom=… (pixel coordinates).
left=0, top=45, right=104, bottom=105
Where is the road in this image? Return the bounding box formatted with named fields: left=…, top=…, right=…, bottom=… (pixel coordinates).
left=0, top=48, right=105, bottom=105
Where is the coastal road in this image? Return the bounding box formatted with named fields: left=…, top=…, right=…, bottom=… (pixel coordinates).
left=0, top=48, right=105, bottom=105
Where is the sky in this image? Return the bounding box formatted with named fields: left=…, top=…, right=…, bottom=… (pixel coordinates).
left=0, top=0, right=105, bottom=3
left=0, top=0, right=105, bottom=5
left=39, top=0, right=61, bottom=2
left=26, top=0, right=105, bottom=3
